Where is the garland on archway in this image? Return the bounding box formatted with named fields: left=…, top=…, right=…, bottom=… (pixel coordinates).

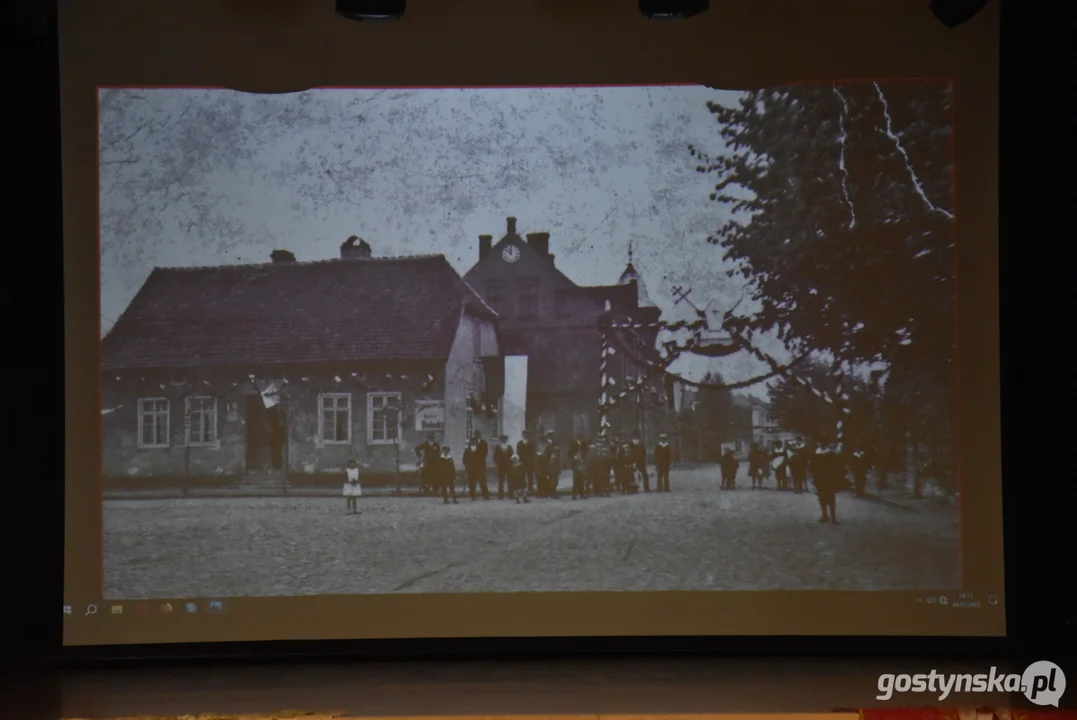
left=598, top=315, right=855, bottom=447
left=607, top=330, right=811, bottom=393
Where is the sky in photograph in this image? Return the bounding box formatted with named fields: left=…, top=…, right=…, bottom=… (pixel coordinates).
left=98, top=85, right=786, bottom=394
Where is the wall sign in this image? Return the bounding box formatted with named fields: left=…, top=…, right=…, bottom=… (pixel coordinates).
left=415, top=400, right=445, bottom=431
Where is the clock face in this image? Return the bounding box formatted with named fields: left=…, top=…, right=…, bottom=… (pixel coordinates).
left=502, top=245, right=521, bottom=263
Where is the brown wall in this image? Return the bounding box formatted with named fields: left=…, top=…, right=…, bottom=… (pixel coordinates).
left=101, top=362, right=448, bottom=480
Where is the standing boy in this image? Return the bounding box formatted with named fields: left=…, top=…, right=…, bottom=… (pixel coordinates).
left=509, top=455, right=529, bottom=504
left=438, top=445, right=459, bottom=505
left=720, top=449, right=739, bottom=490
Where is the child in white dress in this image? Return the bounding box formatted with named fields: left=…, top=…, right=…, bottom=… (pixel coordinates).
left=343, top=459, right=362, bottom=514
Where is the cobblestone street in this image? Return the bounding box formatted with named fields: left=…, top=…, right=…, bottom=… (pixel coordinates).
left=103, top=466, right=960, bottom=599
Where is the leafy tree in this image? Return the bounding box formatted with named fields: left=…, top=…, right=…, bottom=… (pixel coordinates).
left=692, top=80, right=954, bottom=370
left=677, top=372, right=739, bottom=461
left=693, top=80, right=956, bottom=480
left=768, top=362, right=839, bottom=440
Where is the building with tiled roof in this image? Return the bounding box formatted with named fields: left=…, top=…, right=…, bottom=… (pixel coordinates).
left=463, top=216, right=671, bottom=450
left=101, top=238, right=502, bottom=488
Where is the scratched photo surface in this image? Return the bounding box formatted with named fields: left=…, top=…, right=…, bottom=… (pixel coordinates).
left=98, top=83, right=959, bottom=598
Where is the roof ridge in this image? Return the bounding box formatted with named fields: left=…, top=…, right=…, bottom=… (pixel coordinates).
left=152, top=253, right=445, bottom=272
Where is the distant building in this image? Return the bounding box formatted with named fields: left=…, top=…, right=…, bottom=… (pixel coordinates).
left=719, top=394, right=756, bottom=459
left=463, top=216, right=671, bottom=449
left=748, top=398, right=799, bottom=451
left=101, top=240, right=501, bottom=487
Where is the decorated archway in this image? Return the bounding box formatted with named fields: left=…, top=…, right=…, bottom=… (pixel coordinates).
left=596, top=290, right=854, bottom=450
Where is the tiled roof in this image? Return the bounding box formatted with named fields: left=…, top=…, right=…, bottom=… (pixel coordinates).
left=102, top=254, right=495, bottom=370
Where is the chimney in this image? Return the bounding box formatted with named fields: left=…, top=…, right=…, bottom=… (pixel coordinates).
left=340, top=235, right=373, bottom=260
left=526, top=232, right=551, bottom=259
left=506, top=216, right=518, bottom=235
left=270, top=249, right=296, bottom=263
left=478, top=234, right=493, bottom=261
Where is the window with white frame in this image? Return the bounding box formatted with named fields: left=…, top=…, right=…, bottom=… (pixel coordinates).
left=186, top=396, right=218, bottom=445
left=367, top=392, right=401, bottom=444
left=137, top=398, right=170, bottom=448
left=319, top=393, right=352, bottom=444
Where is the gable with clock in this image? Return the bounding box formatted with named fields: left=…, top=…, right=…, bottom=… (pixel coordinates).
left=502, top=245, right=521, bottom=263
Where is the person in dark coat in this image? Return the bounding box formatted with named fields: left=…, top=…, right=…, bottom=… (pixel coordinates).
left=463, top=437, right=490, bottom=500
left=516, top=430, right=537, bottom=493
left=539, top=431, right=562, bottom=498
left=568, top=434, right=589, bottom=462
left=654, top=433, right=672, bottom=492
left=493, top=434, right=514, bottom=499
left=589, top=439, right=613, bottom=497
left=615, top=443, right=637, bottom=494
left=570, top=443, right=589, bottom=499
left=414, top=432, right=441, bottom=495
left=437, top=445, right=459, bottom=504
left=811, top=441, right=843, bottom=523
left=610, top=433, right=624, bottom=465
left=747, top=443, right=763, bottom=489
left=629, top=432, right=651, bottom=492
left=472, top=430, right=490, bottom=493
left=720, top=449, right=739, bottom=490
left=788, top=440, right=810, bottom=493
left=772, top=441, right=789, bottom=490
left=568, top=434, right=589, bottom=496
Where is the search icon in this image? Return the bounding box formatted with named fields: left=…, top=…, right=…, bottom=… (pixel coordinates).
left=85, top=604, right=98, bottom=616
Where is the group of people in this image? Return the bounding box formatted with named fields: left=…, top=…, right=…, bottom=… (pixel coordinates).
left=349, top=427, right=872, bottom=525
left=733, top=439, right=872, bottom=523
left=413, top=429, right=677, bottom=504
left=414, top=429, right=558, bottom=504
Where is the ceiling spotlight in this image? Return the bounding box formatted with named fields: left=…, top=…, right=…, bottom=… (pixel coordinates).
left=335, top=0, right=405, bottom=22
left=639, top=0, right=709, bottom=20
left=929, top=0, right=990, bottom=28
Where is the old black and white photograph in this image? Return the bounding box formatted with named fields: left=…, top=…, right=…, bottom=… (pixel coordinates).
left=99, top=82, right=959, bottom=599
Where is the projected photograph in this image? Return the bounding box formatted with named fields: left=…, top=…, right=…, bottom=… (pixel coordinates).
left=99, top=82, right=959, bottom=599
